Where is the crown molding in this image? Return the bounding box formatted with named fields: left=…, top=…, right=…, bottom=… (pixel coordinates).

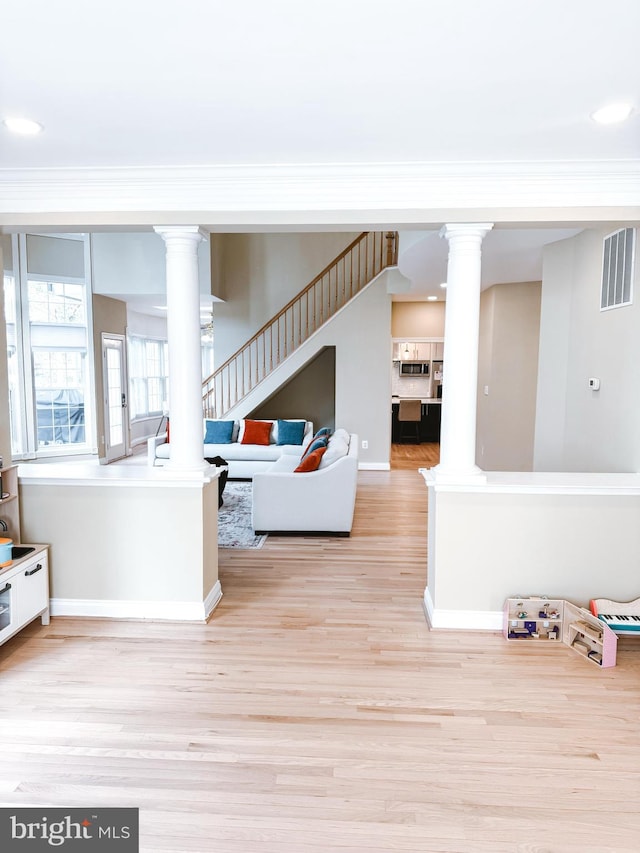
left=0, top=160, right=638, bottom=224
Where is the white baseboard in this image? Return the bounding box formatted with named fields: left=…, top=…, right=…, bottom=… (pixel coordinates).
left=359, top=462, right=391, bottom=471
left=50, top=581, right=223, bottom=623
left=204, top=580, right=223, bottom=619
left=423, top=588, right=502, bottom=631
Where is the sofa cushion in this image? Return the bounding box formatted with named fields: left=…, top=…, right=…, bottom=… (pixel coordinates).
left=276, top=419, right=306, bottom=446
left=319, top=432, right=350, bottom=469
left=241, top=419, right=273, bottom=445
left=206, top=442, right=281, bottom=462
left=294, top=446, right=326, bottom=472
left=204, top=419, right=234, bottom=444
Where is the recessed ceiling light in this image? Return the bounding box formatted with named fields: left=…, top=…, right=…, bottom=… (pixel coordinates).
left=3, top=116, right=44, bottom=135
left=440, top=282, right=447, bottom=289
left=427, top=296, right=438, bottom=301
left=590, top=103, right=633, bottom=125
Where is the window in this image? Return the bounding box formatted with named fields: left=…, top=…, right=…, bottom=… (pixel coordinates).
left=601, top=228, right=635, bottom=310
left=3, top=234, right=94, bottom=458
left=128, top=336, right=169, bottom=419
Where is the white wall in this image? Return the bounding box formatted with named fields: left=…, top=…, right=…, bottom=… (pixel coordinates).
left=91, top=231, right=212, bottom=300
left=535, top=228, right=640, bottom=472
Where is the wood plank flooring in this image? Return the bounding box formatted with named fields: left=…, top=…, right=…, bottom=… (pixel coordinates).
left=1, top=458, right=640, bottom=852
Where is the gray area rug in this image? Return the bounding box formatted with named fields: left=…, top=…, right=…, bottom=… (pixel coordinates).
left=218, top=481, right=267, bottom=549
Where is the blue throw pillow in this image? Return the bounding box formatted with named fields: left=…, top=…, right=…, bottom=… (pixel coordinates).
left=204, top=420, right=235, bottom=444
left=301, top=435, right=328, bottom=459
left=314, top=427, right=332, bottom=438
left=276, top=419, right=306, bottom=446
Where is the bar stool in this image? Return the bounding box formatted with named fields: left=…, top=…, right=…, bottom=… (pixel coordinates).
left=398, top=399, right=421, bottom=443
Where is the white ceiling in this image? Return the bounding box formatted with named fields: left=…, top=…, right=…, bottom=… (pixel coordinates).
left=2, top=0, right=638, bottom=169
left=1, top=0, right=638, bottom=303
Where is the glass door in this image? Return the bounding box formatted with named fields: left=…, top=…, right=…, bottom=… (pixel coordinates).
left=102, top=334, right=128, bottom=462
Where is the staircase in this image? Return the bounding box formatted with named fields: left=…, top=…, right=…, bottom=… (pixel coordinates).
left=202, top=231, right=398, bottom=419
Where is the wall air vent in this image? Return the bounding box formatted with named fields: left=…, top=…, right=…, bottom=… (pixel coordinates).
left=601, top=227, right=635, bottom=310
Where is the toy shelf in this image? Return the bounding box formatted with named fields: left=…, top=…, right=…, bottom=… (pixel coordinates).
left=503, top=596, right=617, bottom=668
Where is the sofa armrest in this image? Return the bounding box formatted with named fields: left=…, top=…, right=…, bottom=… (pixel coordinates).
left=252, top=435, right=358, bottom=533
left=147, top=433, right=167, bottom=466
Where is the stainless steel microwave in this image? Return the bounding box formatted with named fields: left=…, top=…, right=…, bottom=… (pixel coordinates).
left=399, top=361, right=430, bottom=376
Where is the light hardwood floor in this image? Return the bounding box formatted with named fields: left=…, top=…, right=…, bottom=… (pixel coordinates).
left=1, top=453, right=639, bottom=852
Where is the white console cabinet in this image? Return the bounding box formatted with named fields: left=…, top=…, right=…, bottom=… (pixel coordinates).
left=0, top=464, right=50, bottom=647
left=0, top=548, right=50, bottom=646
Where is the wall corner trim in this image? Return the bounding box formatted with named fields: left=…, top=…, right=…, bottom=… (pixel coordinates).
left=423, top=588, right=502, bottom=631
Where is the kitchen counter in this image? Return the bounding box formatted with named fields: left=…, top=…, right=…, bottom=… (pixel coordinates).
left=0, top=543, right=48, bottom=577
left=392, top=396, right=442, bottom=404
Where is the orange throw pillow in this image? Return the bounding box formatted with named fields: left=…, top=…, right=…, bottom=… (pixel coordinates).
left=241, top=419, right=272, bottom=446
left=294, top=446, right=326, bottom=472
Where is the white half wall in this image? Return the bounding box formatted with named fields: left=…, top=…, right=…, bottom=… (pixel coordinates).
left=19, top=466, right=220, bottom=620
left=427, top=475, right=640, bottom=620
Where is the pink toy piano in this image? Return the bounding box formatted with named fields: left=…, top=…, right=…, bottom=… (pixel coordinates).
left=590, top=596, right=640, bottom=636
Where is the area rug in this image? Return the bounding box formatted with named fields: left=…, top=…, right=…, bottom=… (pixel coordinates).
left=218, top=481, right=267, bottom=549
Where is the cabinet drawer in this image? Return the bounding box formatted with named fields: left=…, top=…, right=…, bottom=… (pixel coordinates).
left=16, top=554, right=49, bottom=628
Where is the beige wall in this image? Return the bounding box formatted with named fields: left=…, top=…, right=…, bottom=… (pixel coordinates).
left=251, top=347, right=336, bottom=431
left=92, top=294, right=127, bottom=461
left=535, top=227, right=640, bottom=472
left=477, top=282, right=541, bottom=471
left=391, top=301, right=445, bottom=337
left=213, top=232, right=360, bottom=366
left=0, top=240, right=10, bottom=466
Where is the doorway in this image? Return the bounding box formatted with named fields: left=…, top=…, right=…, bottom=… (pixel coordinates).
left=102, top=334, right=128, bottom=462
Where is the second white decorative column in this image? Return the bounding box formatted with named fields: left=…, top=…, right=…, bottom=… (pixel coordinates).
left=436, top=223, right=493, bottom=482
left=154, top=226, right=208, bottom=472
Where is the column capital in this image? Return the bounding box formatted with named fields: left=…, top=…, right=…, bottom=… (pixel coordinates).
left=153, top=225, right=205, bottom=245
left=439, top=223, right=494, bottom=243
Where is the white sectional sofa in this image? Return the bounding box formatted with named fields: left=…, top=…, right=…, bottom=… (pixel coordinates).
left=148, top=419, right=313, bottom=478
left=252, top=430, right=358, bottom=535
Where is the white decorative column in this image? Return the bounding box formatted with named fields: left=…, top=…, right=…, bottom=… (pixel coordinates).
left=154, top=226, right=208, bottom=472
left=436, top=223, right=493, bottom=482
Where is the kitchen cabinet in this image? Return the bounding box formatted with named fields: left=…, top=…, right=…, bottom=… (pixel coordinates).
left=391, top=402, right=441, bottom=443
left=0, top=464, right=50, bottom=647
left=392, top=340, right=443, bottom=361
left=0, top=548, right=50, bottom=646
left=396, top=342, right=431, bottom=361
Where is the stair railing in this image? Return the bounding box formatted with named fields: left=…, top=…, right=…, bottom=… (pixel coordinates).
left=203, top=230, right=397, bottom=418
